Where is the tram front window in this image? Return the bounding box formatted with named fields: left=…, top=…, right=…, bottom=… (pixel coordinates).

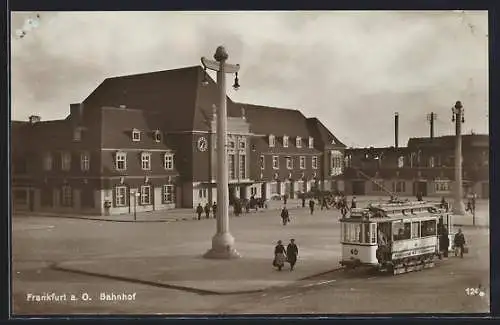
left=343, top=223, right=376, bottom=244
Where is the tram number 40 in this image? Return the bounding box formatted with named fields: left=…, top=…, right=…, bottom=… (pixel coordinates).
left=465, top=287, right=486, bottom=297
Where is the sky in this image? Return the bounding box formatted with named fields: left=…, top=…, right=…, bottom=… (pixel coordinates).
left=10, top=11, right=488, bottom=148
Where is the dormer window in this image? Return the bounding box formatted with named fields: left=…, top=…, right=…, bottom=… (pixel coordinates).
left=269, top=134, right=275, bottom=147
left=296, top=137, right=302, bottom=148
left=153, top=130, right=162, bottom=143
left=132, top=129, right=141, bottom=142
left=73, top=128, right=82, bottom=141
left=283, top=135, right=289, bottom=148
left=309, top=137, right=314, bottom=148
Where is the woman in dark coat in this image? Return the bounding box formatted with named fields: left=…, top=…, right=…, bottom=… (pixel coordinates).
left=273, top=240, right=287, bottom=271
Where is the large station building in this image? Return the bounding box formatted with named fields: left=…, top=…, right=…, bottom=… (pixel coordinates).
left=11, top=66, right=347, bottom=216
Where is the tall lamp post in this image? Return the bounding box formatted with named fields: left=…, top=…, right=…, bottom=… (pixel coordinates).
left=451, top=101, right=466, bottom=215
left=201, top=46, right=241, bottom=259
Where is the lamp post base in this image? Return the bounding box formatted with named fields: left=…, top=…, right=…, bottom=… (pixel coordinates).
left=452, top=200, right=466, bottom=215
left=203, top=232, right=241, bottom=259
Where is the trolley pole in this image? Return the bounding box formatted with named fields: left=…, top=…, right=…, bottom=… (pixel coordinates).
left=451, top=101, right=466, bottom=215
left=201, top=46, right=241, bottom=259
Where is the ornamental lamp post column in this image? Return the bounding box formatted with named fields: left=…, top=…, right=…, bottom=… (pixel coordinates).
left=201, top=46, right=241, bottom=259
left=451, top=101, right=466, bottom=215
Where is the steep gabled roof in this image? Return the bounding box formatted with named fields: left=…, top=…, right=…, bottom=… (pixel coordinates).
left=228, top=101, right=311, bottom=137
left=82, top=66, right=202, bottom=132
left=100, top=107, right=174, bottom=150
left=306, top=117, right=346, bottom=149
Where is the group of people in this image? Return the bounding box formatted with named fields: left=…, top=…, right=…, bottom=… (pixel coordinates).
left=195, top=202, right=217, bottom=220
left=273, top=239, right=299, bottom=271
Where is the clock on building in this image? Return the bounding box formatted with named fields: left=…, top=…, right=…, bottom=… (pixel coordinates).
left=197, top=136, right=208, bottom=152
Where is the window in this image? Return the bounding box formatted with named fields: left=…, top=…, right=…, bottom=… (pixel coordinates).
left=272, top=156, right=279, bottom=169
left=229, top=154, right=236, bottom=179
left=80, top=152, right=90, bottom=171
left=229, top=141, right=236, bottom=149
left=163, top=185, right=174, bottom=203
left=299, top=156, right=305, bottom=169
left=330, top=150, right=343, bottom=176
left=251, top=187, right=257, bottom=196
left=269, top=134, right=275, bottom=147
left=239, top=154, right=246, bottom=179
left=141, top=152, right=151, bottom=170
left=239, top=139, right=246, bottom=149
left=398, top=156, right=405, bottom=168
left=270, top=182, right=278, bottom=195
left=393, top=221, right=411, bottom=240
left=286, top=156, right=293, bottom=169
left=421, top=220, right=437, bottom=237
left=115, top=152, right=127, bottom=171
left=283, top=135, right=289, bottom=148
left=344, top=154, right=351, bottom=168
left=370, top=223, right=377, bottom=244
left=115, top=186, right=127, bottom=207
left=429, top=156, right=435, bottom=168
left=309, top=137, right=314, bottom=148
left=132, top=129, right=141, bottom=141
left=392, top=181, right=406, bottom=193
left=342, top=223, right=362, bottom=243
left=154, top=130, right=162, bottom=143
left=435, top=180, right=450, bottom=193
left=260, top=155, right=265, bottom=170
left=296, top=137, right=302, bottom=148
left=140, top=185, right=151, bottom=205
left=164, top=154, right=174, bottom=170
left=61, top=152, right=71, bottom=171
left=198, top=189, right=208, bottom=198
left=411, top=221, right=421, bottom=238
left=73, top=128, right=82, bottom=141
left=61, top=185, right=72, bottom=207
left=372, top=181, right=384, bottom=192
left=43, top=152, right=53, bottom=171
left=312, top=156, right=318, bottom=169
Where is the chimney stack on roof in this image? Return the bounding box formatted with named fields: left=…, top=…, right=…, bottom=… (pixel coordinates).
left=28, top=115, right=41, bottom=124
left=394, top=112, right=399, bottom=148
left=70, top=103, right=84, bottom=126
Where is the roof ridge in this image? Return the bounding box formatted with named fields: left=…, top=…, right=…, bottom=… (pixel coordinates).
left=105, top=65, right=202, bottom=81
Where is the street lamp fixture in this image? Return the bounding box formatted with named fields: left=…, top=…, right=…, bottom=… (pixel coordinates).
left=233, top=72, right=240, bottom=91
left=201, top=45, right=241, bottom=259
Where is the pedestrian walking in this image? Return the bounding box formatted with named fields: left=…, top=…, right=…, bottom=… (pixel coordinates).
left=281, top=206, right=290, bottom=225
left=438, top=222, right=449, bottom=258
left=309, top=199, right=315, bottom=215
left=301, top=193, right=306, bottom=208
left=453, top=228, right=466, bottom=258
left=196, top=203, right=203, bottom=220
left=273, top=240, right=287, bottom=271
left=212, top=202, right=217, bottom=218
left=283, top=194, right=288, bottom=205
left=204, top=203, right=210, bottom=219
left=286, top=239, right=299, bottom=271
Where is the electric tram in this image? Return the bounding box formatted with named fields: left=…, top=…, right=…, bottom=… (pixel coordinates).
left=339, top=199, right=455, bottom=275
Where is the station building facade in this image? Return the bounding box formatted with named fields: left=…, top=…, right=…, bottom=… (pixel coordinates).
left=343, top=134, right=489, bottom=199
left=11, top=66, right=346, bottom=216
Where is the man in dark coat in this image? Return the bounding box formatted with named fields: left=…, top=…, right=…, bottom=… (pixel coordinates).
left=309, top=199, right=315, bottom=215
left=301, top=193, right=306, bottom=208
left=281, top=207, right=290, bottom=225
left=286, top=239, right=299, bottom=271
left=454, top=228, right=466, bottom=258
left=438, top=222, right=449, bottom=258
left=204, top=203, right=210, bottom=219
left=351, top=197, right=357, bottom=209
left=196, top=203, right=203, bottom=220
left=212, top=202, right=217, bottom=219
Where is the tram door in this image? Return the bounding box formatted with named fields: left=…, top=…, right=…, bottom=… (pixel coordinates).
left=440, top=214, right=455, bottom=251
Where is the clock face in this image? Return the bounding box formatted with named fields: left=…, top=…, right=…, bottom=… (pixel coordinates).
left=197, top=137, right=208, bottom=152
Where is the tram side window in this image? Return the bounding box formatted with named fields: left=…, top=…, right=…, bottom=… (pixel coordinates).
left=421, top=220, right=437, bottom=237
left=393, top=222, right=411, bottom=240
left=370, top=224, right=377, bottom=244
left=343, top=223, right=362, bottom=243
left=411, top=221, right=421, bottom=238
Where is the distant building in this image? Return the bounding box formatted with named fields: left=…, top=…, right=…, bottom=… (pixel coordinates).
left=343, top=134, right=489, bottom=199
left=11, top=66, right=346, bottom=216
